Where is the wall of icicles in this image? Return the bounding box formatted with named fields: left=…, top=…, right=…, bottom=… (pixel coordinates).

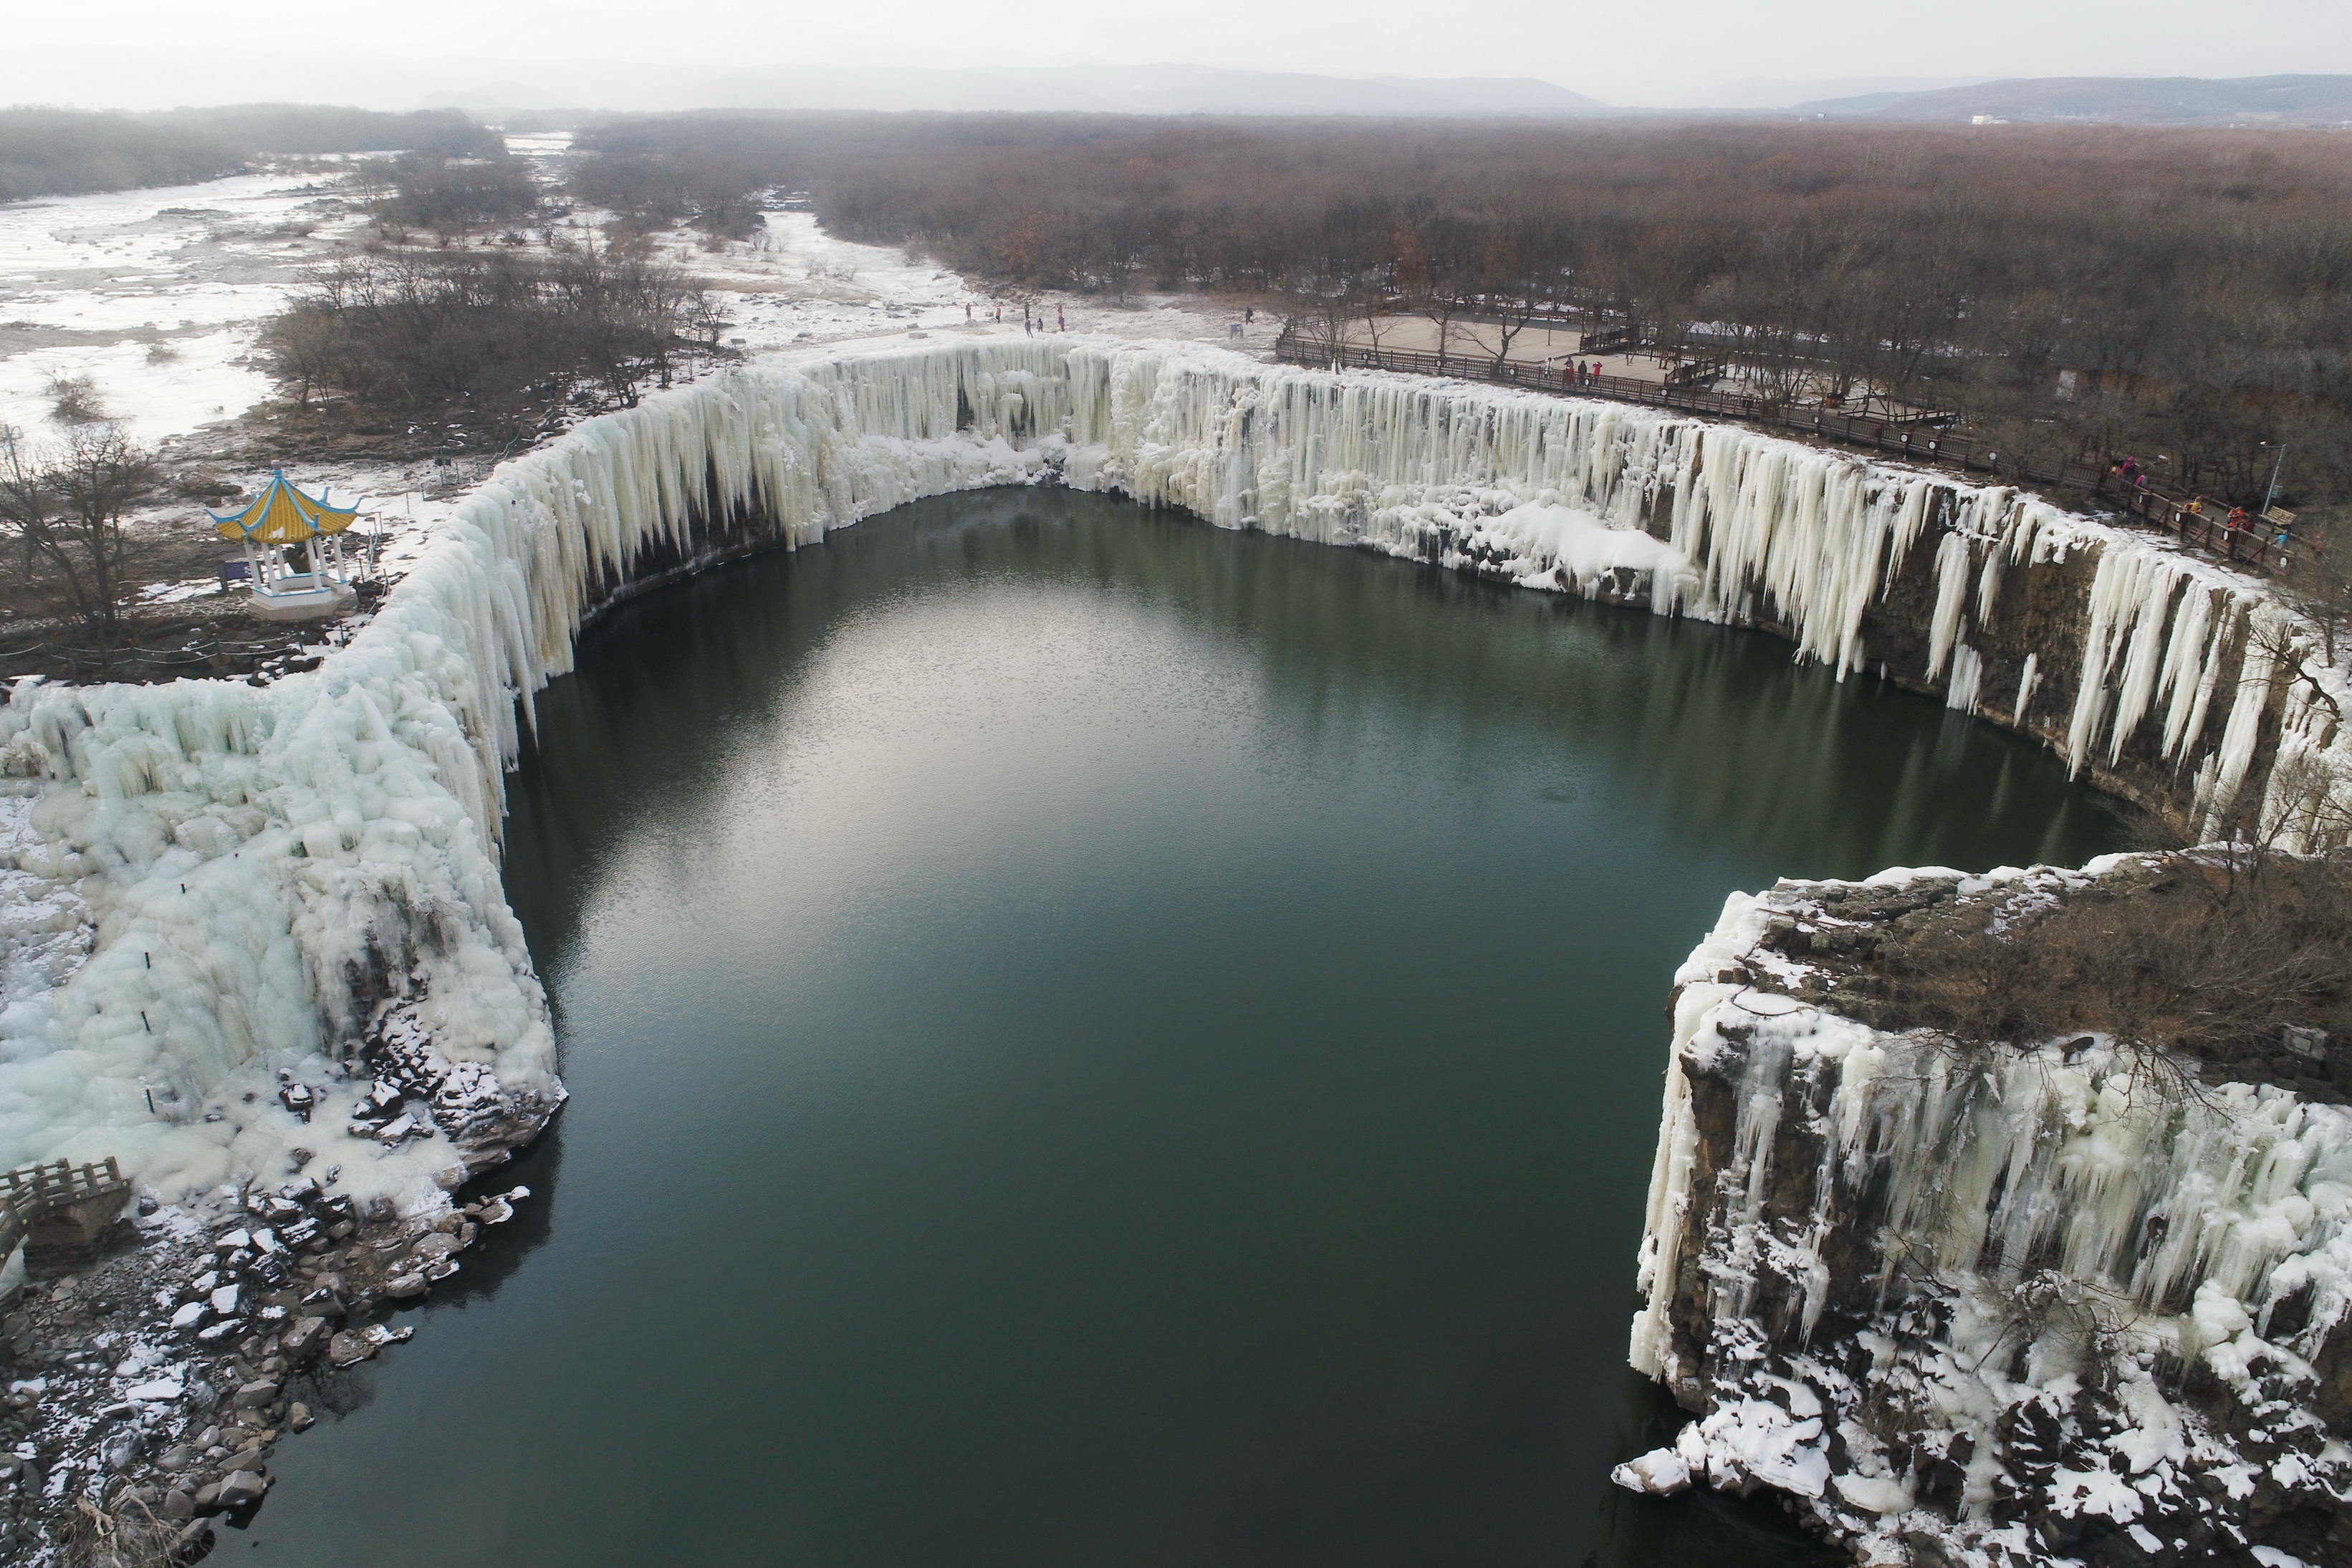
left=0, top=338, right=2342, bottom=1193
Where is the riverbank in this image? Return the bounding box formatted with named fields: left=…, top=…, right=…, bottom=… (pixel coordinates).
left=0, top=1001, right=555, bottom=1559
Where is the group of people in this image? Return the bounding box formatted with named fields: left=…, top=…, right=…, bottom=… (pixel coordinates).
left=2193, top=497, right=2260, bottom=534
left=1017, top=304, right=1067, bottom=337
left=2149, top=476, right=2291, bottom=551
left=1548, top=360, right=1610, bottom=388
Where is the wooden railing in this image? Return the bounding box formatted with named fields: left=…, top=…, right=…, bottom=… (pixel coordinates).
left=1272, top=330, right=2299, bottom=579
left=0, top=1158, right=128, bottom=1259
left=2116, top=487, right=2297, bottom=574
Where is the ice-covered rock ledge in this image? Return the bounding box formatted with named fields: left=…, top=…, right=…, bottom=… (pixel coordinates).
left=1, top=332, right=2346, bottom=1217
left=0, top=332, right=2341, bottom=1550
left=1621, top=857, right=2352, bottom=1568
left=0, top=345, right=2338, bottom=1188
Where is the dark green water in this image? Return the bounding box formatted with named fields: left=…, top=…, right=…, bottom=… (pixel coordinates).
left=244, top=489, right=2124, bottom=1567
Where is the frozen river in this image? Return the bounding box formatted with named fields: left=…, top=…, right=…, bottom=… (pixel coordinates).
left=0, top=168, right=349, bottom=441
left=236, top=489, right=2123, bottom=1566
left=0, top=143, right=1254, bottom=453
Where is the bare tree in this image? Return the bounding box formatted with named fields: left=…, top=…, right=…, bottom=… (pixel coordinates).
left=2288, top=513, right=2352, bottom=666
left=0, top=423, right=160, bottom=672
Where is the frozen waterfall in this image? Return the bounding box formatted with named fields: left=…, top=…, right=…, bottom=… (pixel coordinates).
left=0, top=338, right=2343, bottom=1206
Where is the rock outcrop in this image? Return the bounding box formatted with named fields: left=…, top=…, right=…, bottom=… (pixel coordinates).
left=1622, top=855, right=2352, bottom=1567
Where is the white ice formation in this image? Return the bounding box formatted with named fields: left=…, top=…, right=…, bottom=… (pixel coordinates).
left=0, top=340, right=2344, bottom=1211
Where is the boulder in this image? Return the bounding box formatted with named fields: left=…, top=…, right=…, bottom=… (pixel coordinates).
left=231, top=1378, right=279, bottom=1410
left=214, top=1469, right=268, bottom=1508
left=280, top=1316, right=328, bottom=1362
left=287, top=1401, right=314, bottom=1432
left=327, top=1329, right=375, bottom=1367
left=1610, top=1448, right=1693, bottom=1496
left=160, top=1488, right=194, bottom=1521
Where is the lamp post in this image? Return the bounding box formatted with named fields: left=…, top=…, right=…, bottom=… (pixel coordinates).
left=2261, top=442, right=2290, bottom=519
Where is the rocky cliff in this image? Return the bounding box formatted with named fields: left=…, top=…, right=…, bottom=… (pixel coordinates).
left=1621, top=854, right=2352, bottom=1567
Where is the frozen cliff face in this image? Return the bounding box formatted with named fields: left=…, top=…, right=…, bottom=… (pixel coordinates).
left=1076, top=347, right=2348, bottom=846
left=0, top=340, right=2343, bottom=1216
left=1624, top=861, right=2352, bottom=1567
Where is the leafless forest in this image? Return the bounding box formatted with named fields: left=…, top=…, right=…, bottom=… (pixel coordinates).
left=571, top=114, right=2352, bottom=509
left=265, top=249, right=726, bottom=438
left=0, top=107, right=501, bottom=202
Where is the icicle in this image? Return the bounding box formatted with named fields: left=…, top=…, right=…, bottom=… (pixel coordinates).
left=2012, top=653, right=2040, bottom=726
left=2065, top=549, right=2141, bottom=776
left=2257, top=680, right=2352, bottom=852
left=2201, top=609, right=2287, bottom=839
left=2154, top=587, right=2217, bottom=762
left=1631, top=971, right=1727, bottom=1380
left=2108, top=563, right=2184, bottom=766
left=2177, top=601, right=2239, bottom=777
left=1926, top=532, right=1974, bottom=682
left=1975, top=536, right=2006, bottom=626
left=1946, top=645, right=1983, bottom=714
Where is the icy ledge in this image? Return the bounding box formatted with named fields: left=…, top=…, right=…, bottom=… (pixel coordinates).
left=0, top=337, right=2344, bottom=1215
left=1622, top=860, right=2352, bottom=1567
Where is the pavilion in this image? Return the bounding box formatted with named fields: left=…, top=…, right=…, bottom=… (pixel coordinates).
left=211, top=471, right=365, bottom=621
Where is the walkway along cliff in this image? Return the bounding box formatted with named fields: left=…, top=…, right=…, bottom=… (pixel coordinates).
left=0, top=340, right=2346, bottom=1559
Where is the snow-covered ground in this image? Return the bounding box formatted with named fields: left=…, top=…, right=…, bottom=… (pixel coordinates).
left=663, top=210, right=1267, bottom=356
left=0, top=168, right=377, bottom=443
left=2, top=139, right=1264, bottom=616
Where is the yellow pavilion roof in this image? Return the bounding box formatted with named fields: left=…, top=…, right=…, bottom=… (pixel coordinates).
left=211, top=471, right=363, bottom=544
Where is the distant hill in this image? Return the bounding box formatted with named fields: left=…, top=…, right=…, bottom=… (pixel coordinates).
left=1642, top=75, right=1996, bottom=110
left=1795, top=74, right=2352, bottom=125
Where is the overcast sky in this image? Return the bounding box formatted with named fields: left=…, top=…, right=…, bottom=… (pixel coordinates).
left=9, top=0, right=2346, bottom=109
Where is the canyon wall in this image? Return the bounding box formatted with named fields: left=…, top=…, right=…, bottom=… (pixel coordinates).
left=1622, top=862, right=2352, bottom=1567
left=0, top=339, right=2343, bottom=1214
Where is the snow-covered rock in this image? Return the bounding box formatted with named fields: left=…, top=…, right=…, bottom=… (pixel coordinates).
left=1628, top=861, right=2352, bottom=1565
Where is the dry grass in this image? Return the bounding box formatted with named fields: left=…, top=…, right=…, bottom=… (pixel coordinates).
left=1867, top=854, right=2352, bottom=1084
left=49, top=1494, right=198, bottom=1568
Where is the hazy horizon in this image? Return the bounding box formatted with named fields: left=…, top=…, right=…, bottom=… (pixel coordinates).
left=4, top=0, right=2342, bottom=114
